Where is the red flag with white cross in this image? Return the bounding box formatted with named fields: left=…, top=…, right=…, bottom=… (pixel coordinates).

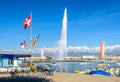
left=23, top=15, right=32, bottom=29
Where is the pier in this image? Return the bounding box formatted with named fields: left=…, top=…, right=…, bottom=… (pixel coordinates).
left=20, top=55, right=120, bottom=63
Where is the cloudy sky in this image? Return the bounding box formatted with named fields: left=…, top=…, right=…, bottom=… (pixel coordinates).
left=0, top=0, right=120, bottom=55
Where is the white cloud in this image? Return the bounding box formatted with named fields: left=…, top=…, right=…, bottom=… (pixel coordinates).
left=105, top=45, right=120, bottom=52
left=68, top=46, right=90, bottom=52
left=0, top=45, right=120, bottom=56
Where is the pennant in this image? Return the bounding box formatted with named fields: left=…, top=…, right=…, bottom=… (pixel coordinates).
left=21, top=41, right=27, bottom=48
left=23, top=15, right=32, bottom=29
left=37, top=34, right=40, bottom=40
left=31, top=40, right=37, bottom=46
left=31, top=34, right=40, bottom=46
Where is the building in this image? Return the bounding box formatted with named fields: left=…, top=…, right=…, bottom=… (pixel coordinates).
left=82, top=55, right=97, bottom=60
left=100, top=41, right=105, bottom=58
left=0, top=54, right=30, bottom=68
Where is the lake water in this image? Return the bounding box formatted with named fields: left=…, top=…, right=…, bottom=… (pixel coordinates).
left=34, top=60, right=120, bottom=73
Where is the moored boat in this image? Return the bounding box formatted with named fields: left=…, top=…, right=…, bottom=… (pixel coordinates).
left=89, top=70, right=111, bottom=76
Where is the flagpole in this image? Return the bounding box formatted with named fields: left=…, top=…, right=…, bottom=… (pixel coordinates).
left=30, top=13, right=32, bottom=66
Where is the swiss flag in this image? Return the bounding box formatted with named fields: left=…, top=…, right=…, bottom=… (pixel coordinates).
left=23, top=15, right=32, bottom=29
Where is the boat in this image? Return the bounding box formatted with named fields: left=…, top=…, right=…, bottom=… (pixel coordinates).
left=97, top=63, right=106, bottom=67
left=89, top=70, right=111, bottom=76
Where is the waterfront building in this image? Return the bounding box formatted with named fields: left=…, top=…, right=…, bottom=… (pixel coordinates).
left=0, top=54, right=30, bottom=68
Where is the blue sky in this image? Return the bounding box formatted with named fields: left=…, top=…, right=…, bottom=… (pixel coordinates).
left=0, top=0, right=120, bottom=50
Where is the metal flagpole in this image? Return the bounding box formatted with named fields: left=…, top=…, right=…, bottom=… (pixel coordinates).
left=30, top=13, right=32, bottom=66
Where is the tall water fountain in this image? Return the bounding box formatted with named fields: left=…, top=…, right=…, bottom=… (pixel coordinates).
left=57, top=8, right=67, bottom=72
left=58, top=7, right=67, bottom=60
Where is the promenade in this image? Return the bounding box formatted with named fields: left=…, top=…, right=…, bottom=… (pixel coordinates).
left=0, top=72, right=120, bottom=82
